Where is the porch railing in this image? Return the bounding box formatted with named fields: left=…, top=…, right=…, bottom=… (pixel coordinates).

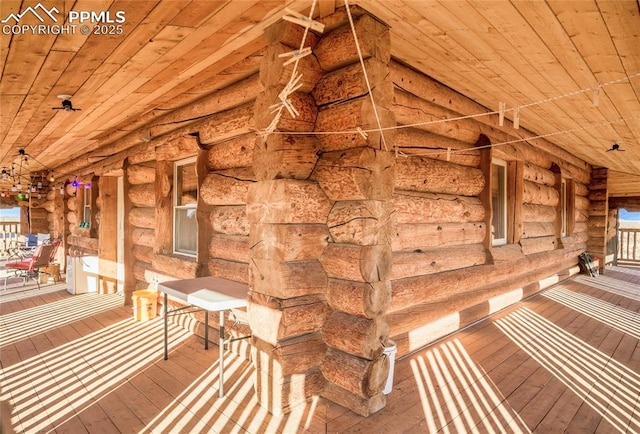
left=0, top=221, right=21, bottom=254
left=618, top=228, right=640, bottom=263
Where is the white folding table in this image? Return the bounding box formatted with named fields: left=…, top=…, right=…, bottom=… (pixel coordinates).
left=158, top=276, right=249, bottom=397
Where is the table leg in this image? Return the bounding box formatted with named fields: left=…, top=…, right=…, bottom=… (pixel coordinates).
left=163, top=293, right=168, bottom=360
left=204, top=310, right=209, bottom=350
left=219, top=310, right=225, bottom=398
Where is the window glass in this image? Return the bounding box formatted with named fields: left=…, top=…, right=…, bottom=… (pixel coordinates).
left=83, top=185, right=91, bottom=227
left=492, top=160, right=507, bottom=246
left=174, top=158, right=197, bottom=256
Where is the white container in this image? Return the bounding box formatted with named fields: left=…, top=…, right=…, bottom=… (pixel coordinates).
left=383, top=339, right=397, bottom=395
left=66, top=256, right=99, bottom=294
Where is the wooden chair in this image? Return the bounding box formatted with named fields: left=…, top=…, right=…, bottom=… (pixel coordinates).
left=3, top=243, right=55, bottom=290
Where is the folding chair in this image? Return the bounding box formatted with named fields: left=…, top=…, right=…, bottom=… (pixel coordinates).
left=4, top=243, right=55, bottom=290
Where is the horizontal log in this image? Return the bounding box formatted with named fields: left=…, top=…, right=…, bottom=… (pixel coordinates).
left=206, top=133, right=255, bottom=171
left=328, top=200, right=395, bottom=246
left=254, top=89, right=317, bottom=132
left=320, top=244, right=391, bottom=283
left=152, top=254, right=200, bottom=280
left=263, top=20, right=319, bottom=49
left=259, top=43, right=323, bottom=93
left=321, top=348, right=389, bottom=398
left=395, top=155, right=484, bottom=196
left=250, top=258, right=327, bottom=298
left=247, top=180, right=332, bottom=224
left=389, top=247, right=580, bottom=313
left=197, top=102, right=255, bottom=146
left=67, top=235, right=99, bottom=252
left=576, top=209, right=589, bottom=222
left=207, top=258, right=248, bottom=284
left=151, top=73, right=264, bottom=138
left=387, top=260, right=580, bottom=357
left=250, top=333, right=325, bottom=378
left=323, top=312, right=388, bottom=360
left=67, top=211, right=78, bottom=225
left=393, top=127, right=480, bottom=167
left=522, top=162, right=556, bottom=186
left=313, top=58, right=391, bottom=107
left=522, top=180, right=560, bottom=207
left=575, top=195, right=590, bottom=211
left=392, top=244, right=487, bottom=280
left=247, top=292, right=328, bottom=344
left=253, top=366, right=325, bottom=417
left=314, top=14, right=390, bottom=72
left=253, top=134, right=320, bottom=181
left=209, top=233, right=250, bottom=263
left=128, top=207, right=155, bottom=229
left=155, top=136, right=199, bottom=162
left=522, top=221, right=556, bottom=238
left=522, top=203, right=557, bottom=224
left=588, top=190, right=607, bottom=202
left=323, top=383, right=385, bottom=418
left=200, top=168, right=256, bottom=206
left=210, top=205, right=249, bottom=236
left=392, top=88, right=481, bottom=144
left=389, top=60, right=591, bottom=183
left=394, top=192, right=485, bottom=224
left=128, top=183, right=155, bottom=208
left=133, top=261, right=150, bottom=282
left=393, top=222, right=486, bottom=251
left=132, top=244, right=153, bottom=264
left=327, top=279, right=390, bottom=319
left=250, top=224, right=330, bottom=262
left=132, top=228, right=155, bottom=248
left=312, top=148, right=395, bottom=201
left=519, top=235, right=558, bottom=255
left=67, top=196, right=78, bottom=211
left=315, top=96, right=396, bottom=152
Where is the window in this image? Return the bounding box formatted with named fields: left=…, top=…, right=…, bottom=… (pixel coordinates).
left=491, top=159, right=508, bottom=246
left=83, top=184, right=91, bottom=227
left=173, top=157, right=197, bottom=256
left=561, top=179, right=567, bottom=237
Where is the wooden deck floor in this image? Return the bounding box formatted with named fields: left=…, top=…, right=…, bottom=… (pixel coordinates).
left=1, top=266, right=638, bottom=433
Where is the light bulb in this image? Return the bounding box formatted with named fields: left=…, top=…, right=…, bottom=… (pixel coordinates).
left=16, top=183, right=22, bottom=190
left=59, top=187, right=64, bottom=195
left=37, top=181, right=42, bottom=188
left=11, top=185, right=16, bottom=192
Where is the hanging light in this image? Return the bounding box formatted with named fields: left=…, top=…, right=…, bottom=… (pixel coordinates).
left=31, top=185, right=36, bottom=192
left=37, top=193, right=42, bottom=199
left=37, top=181, right=42, bottom=189
left=49, top=173, right=55, bottom=183
left=17, top=193, right=24, bottom=200
left=1, top=169, right=7, bottom=181
left=59, top=186, right=64, bottom=195
left=11, top=185, right=16, bottom=192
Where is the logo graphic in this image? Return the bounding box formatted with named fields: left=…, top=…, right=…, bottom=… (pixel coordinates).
left=1, top=3, right=59, bottom=23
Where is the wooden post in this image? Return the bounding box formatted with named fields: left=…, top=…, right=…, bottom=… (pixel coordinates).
left=587, top=167, right=609, bottom=273
left=98, top=177, right=118, bottom=294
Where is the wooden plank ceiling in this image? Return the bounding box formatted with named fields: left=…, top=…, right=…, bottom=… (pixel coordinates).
left=0, top=0, right=639, bottom=198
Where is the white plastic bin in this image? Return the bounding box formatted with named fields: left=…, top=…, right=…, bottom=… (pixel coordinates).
left=383, top=339, right=397, bottom=395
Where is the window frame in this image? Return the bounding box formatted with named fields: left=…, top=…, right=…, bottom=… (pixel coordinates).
left=83, top=184, right=92, bottom=227
left=172, top=156, right=198, bottom=257
left=491, top=158, right=508, bottom=247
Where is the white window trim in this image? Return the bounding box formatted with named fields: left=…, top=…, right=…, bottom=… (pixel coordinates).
left=492, top=158, right=508, bottom=247
left=561, top=178, right=567, bottom=237
left=83, top=184, right=91, bottom=227
left=173, top=156, right=197, bottom=257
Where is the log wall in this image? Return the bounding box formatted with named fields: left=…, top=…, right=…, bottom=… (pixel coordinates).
left=386, top=58, right=591, bottom=358
left=41, top=4, right=601, bottom=421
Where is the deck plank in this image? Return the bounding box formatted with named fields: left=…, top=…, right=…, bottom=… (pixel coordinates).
left=1, top=268, right=639, bottom=433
